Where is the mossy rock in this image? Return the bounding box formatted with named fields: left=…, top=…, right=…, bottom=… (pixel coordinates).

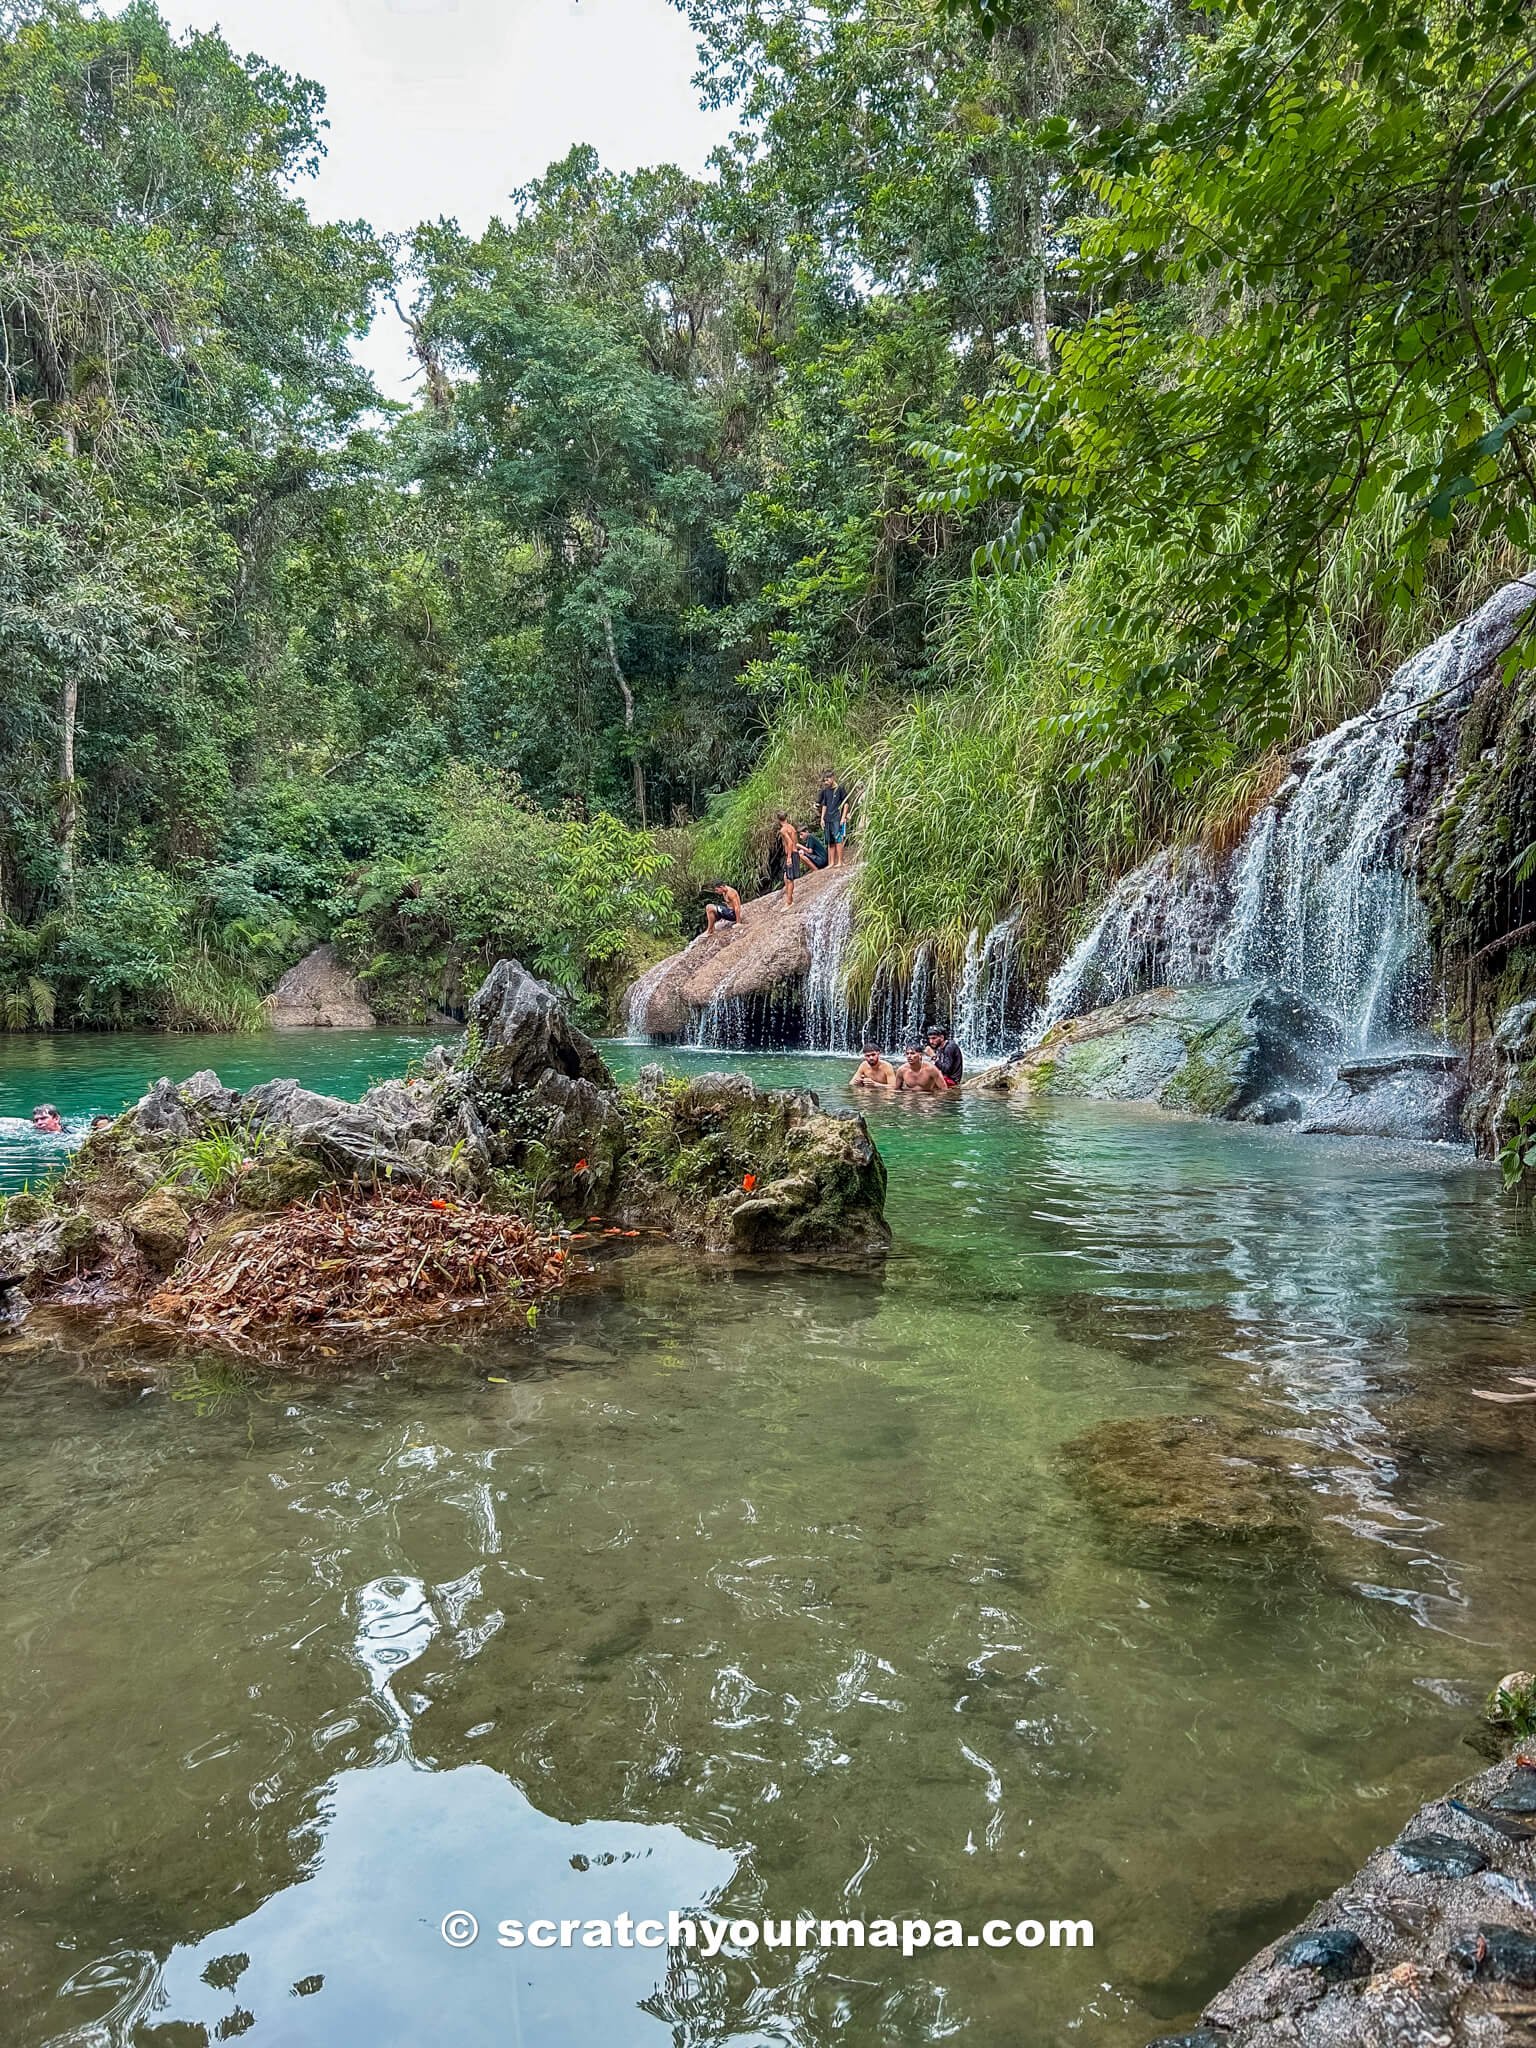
left=4, top=1193, right=48, bottom=1227
left=1059, top=1414, right=1316, bottom=1562
left=235, top=1150, right=331, bottom=1211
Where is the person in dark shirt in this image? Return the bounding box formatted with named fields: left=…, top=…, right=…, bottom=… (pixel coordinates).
left=799, top=826, right=829, bottom=870
left=817, top=772, right=850, bottom=867
left=926, top=1025, right=963, bottom=1087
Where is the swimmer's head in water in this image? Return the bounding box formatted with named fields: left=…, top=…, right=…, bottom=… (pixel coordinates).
left=90, top=1115, right=113, bottom=1130
left=31, top=1103, right=62, bottom=1131
left=903, top=1046, right=925, bottom=1064
left=860, top=1045, right=882, bottom=1063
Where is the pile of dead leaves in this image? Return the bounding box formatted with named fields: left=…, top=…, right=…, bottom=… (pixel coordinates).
left=144, top=1186, right=567, bottom=1355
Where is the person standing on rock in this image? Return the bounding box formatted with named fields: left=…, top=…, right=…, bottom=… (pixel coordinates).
left=776, top=813, right=802, bottom=906
left=818, top=772, right=851, bottom=868
left=849, top=1044, right=897, bottom=1088
left=927, top=1025, right=963, bottom=1087
left=705, top=883, right=743, bottom=937
left=896, top=1046, right=948, bottom=1094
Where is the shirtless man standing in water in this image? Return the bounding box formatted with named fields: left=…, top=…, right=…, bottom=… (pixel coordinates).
left=896, top=1045, right=948, bottom=1094
left=849, top=1044, right=897, bottom=1088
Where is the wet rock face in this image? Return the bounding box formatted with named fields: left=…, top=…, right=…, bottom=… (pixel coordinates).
left=981, top=982, right=1339, bottom=1121
left=1466, top=997, right=1536, bottom=1164
left=267, top=943, right=377, bottom=1029
left=1159, top=1752, right=1536, bottom=2048
left=1058, top=1413, right=1316, bottom=1561
left=1301, top=1051, right=1469, bottom=1143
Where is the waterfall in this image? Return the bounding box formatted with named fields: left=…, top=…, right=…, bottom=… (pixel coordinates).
left=1030, top=577, right=1536, bottom=1051
left=802, top=872, right=857, bottom=1052
left=954, top=910, right=1029, bottom=1059
left=624, top=955, right=676, bottom=1039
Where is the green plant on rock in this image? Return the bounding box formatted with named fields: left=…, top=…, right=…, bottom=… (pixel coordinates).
left=1498, top=1104, right=1536, bottom=1194
left=162, top=1125, right=263, bottom=1200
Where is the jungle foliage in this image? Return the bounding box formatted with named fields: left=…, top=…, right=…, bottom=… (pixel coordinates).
left=2, top=0, right=1535, bottom=1027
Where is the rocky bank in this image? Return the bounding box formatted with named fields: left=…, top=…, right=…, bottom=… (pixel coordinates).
left=1149, top=1733, right=1536, bottom=2048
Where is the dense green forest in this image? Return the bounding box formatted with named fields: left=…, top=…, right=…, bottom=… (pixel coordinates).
left=2, top=0, right=1534, bottom=1029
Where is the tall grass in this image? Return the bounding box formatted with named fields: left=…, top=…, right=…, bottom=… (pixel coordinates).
left=842, top=507, right=1525, bottom=1001
left=693, top=672, right=870, bottom=887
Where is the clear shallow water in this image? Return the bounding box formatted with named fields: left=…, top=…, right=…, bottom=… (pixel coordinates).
left=2, top=1037, right=1535, bottom=2047
left=0, top=1030, right=444, bottom=1193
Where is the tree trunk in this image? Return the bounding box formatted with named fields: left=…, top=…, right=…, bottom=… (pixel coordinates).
left=1032, top=188, right=1052, bottom=370
left=58, top=671, right=79, bottom=898
left=603, top=613, right=648, bottom=827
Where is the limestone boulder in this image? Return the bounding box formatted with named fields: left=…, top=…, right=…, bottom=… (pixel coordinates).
left=1300, top=1049, right=1468, bottom=1142
left=980, top=981, right=1340, bottom=1121
left=624, top=863, right=854, bottom=1040
left=615, top=1066, right=889, bottom=1254
left=267, top=944, right=376, bottom=1029
left=123, top=1190, right=190, bottom=1271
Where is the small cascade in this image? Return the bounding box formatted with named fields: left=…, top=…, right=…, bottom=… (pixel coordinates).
left=624, top=955, right=676, bottom=1039
left=865, top=942, right=935, bottom=1053
left=802, top=872, right=857, bottom=1052
left=954, top=910, right=1030, bottom=1060
left=1030, top=577, right=1536, bottom=1052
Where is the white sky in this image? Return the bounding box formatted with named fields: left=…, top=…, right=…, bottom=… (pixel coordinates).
left=144, top=0, right=736, bottom=397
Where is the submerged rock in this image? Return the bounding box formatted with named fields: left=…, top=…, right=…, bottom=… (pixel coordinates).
left=1058, top=1413, right=1315, bottom=1559
left=267, top=943, right=377, bottom=1029
left=981, top=982, right=1339, bottom=1122
left=1300, top=1050, right=1469, bottom=1143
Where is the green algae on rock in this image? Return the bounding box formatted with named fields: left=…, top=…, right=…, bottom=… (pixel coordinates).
left=1059, top=1414, right=1317, bottom=1560
left=978, top=982, right=1339, bottom=1123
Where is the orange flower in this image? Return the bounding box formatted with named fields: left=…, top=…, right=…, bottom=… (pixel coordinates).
left=573, top=1158, right=589, bottom=1173
left=742, top=1173, right=758, bottom=1192
left=428, top=1198, right=449, bottom=1211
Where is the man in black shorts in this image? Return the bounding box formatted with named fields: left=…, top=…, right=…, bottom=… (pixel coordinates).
left=776, top=813, right=802, bottom=906
left=705, top=883, right=743, bottom=936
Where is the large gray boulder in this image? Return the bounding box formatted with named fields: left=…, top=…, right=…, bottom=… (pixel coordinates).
left=468, top=958, right=612, bottom=1089
left=1301, top=1050, right=1468, bottom=1143
left=980, top=981, right=1339, bottom=1121
left=267, top=943, right=376, bottom=1029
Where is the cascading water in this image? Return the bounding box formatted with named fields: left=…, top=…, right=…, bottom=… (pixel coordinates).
left=954, top=911, right=1030, bottom=1060
left=1031, top=577, right=1536, bottom=1051
left=802, top=872, right=857, bottom=1052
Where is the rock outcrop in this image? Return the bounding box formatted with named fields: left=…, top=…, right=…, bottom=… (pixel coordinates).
left=1148, top=1747, right=1536, bottom=2048
left=625, top=863, right=853, bottom=1039
left=977, top=981, right=1339, bottom=1122
left=1301, top=1051, right=1469, bottom=1143
left=1466, top=997, right=1536, bottom=1162
left=0, top=959, right=889, bottom=1328
left=267, top=943, right=377, bottom=1029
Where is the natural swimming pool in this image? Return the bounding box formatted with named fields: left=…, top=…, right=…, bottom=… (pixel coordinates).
left=2, top=1035, right=1533, bottom=2046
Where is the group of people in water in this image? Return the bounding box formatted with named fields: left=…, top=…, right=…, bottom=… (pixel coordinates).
left=2, top=1105, right=113, bottom=1139
left=850, top=1026, right=963, bottom=1094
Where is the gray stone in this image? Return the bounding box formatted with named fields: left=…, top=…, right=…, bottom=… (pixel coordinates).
left=980, top=982, right=1340, bottom=1121
left=1300, top=1050, right=1468, bottom=1142
left=268, top=943, right=376, bottom=1029
left=1395, top=1833, right=1489, bottom=1878
left=123, top=1190, right=190, bottom=1271
left=468, top=959, right=611, bottom=1090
